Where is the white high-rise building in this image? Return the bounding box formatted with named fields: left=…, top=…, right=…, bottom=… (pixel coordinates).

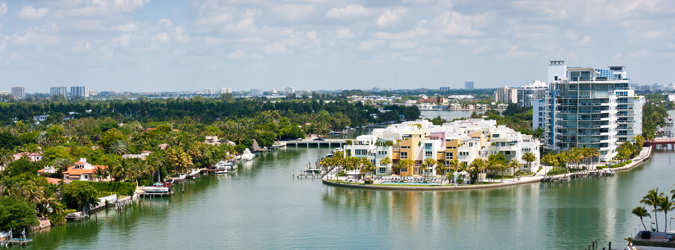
left=517, top=81, right=547, bottom=107
left=285, top=87, right=295, bottom=94
left=11, top=86, right=25, bottom=99
left=70, top=86, right=89, bottom=98
left=50, top=87, right=68, bottom=96
left=204, top=88, right=216, bottom=95
left=465, top=81, right=474, bottom=90
left=220, top=88, right=232, bottom=94
left=494, top=86, right=517, bottom=103
left=539, top=61, right=644, bottom=162
left=250, top=88, right=263, bottom=97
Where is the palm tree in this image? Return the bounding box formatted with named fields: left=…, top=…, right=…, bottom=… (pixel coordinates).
left=468, top=158, right=485, bottom=184
left=109, top=140, right=129, bottom=155
left=422, top=157, right=436, bottom=180
left=360, top=160, right=376, bottom=183
left=379, top=156, right=392, bottom=175
left=508, top=159, right=519, bottom=181
left=521, top=152, right=536, bottom=173
left=435, top=162, right=447, bottom=185
left=658, top=196, right=674, bottom=232
left=398, top=159, right=415, bottom=177
left=457, top=162, right=469, bottom=184
left=632, top=206, right=651, bottom=231
left=447, top=159, right=459, bottom=183
left=541, top=154, right=558, bottom=177
left=641, top=188, right=664, bottom=231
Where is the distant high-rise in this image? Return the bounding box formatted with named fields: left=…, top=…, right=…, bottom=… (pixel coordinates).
left=220, top=88, right=232, bottom=94
left=285, top=87, right=295, bottom=94
left=70, top=86, right=89, bottom=98
left=494, top=86, right=517, bottom=103
left=11, top=86, right=25, bottom=99
left=89, top=90, right=97, bottom=96
left=465, top=81, right=474, bottom=90
left=50, top=87, right=67, bottom=96
left=203, top=88, right=216, bottom=95
left=251, top=88, right=263, bottom=97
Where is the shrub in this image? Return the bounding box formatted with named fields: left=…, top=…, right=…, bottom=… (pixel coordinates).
left=80, top=181, right=136, bottom=196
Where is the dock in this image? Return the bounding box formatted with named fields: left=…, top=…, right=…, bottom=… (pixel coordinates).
left=283, top=139, right=347, bottom=147
left=2, top=239, right=33, bottom=246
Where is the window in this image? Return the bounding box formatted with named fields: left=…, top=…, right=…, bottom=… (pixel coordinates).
left=401, top=146, right=410, bottom=149
left=469, top=143, right=473, bottom=147
left=355, top=149, right=368, bottom=156
left=493, top=134, right=499, bottom=138
left=379, top=167, right=386, bottom=173
left=425, top=151, right=432, bottom=157
left=401, top=152, right=408, bottom=159
left=446, top=152, right=454, bottom=159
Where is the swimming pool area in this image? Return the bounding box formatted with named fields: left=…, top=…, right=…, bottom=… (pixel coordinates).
left=380, top=182, right=440, bottom=185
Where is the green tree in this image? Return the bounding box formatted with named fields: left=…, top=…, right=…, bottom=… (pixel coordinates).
left=632, top=206, right=651, bottom=231
left=0, top=197, right=39, bottom=231
left=4, top=158, right=39, bottom=177
left=641, top=188, right=664, bottom=232
left=98, top=129, right=126, bottom=151
left=522, top=152, right=536, bottom=173
left=62, top=181, right=99, bottom=210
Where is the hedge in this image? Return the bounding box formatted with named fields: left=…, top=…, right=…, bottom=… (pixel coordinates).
left=73, top=181, right=136, bottom=196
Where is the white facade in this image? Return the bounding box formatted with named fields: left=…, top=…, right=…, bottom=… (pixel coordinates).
left=220, top=88, right=233, bottom=94
left=70, top=86, right=89, bottom=98
left=11, top=86, right=25, bottom=99
left=50, top=87, right=67, bottom=96
left=494, top=86, right=517, bottom=103
left=251, top=88, right=263, bottom=96
left=547, top=60, right=567, bottom=82
left=204, top=88, right=216, bottom=95
left=285, top=87, right=295, bottom=94
left=540, top=62, right=643, bottom=162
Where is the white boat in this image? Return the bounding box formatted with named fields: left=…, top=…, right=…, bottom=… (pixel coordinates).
left=139, top=183, right=170, bottom=193
left=215, top=160, right=235, bottom=170
left=215, top=169, right=229, bottom=174
left=240, top=148, right=255, bottom=161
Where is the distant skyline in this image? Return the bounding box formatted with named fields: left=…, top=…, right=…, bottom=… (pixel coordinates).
left=1, top=0, right=674, bottom=93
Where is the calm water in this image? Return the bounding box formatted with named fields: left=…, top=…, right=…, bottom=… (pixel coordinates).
left=22, top=111, right=675, bottom=249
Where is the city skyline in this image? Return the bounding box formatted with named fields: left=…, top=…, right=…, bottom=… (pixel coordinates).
left=1, top=0, right=674, bottom=93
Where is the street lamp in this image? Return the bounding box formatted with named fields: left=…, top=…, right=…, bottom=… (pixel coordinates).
left=670, top=217, right=674, bottom=233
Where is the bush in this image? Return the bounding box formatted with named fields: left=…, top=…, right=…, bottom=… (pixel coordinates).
left=81, top=181, right=136, bottom=196
left=364, top=180, right=373, bottom=184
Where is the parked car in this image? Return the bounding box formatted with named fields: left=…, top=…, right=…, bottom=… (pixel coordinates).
left=313, top=138, right=325, bottom=141
left=296, top=138, right=303, bottom=141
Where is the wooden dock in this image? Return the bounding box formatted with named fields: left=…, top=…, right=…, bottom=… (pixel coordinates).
left=2, top=238, right=33, bottom=246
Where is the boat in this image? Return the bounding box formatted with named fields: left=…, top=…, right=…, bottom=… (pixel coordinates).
left=239, top=148, right=255, bottom=161
left=65, top=211, right=88, bottom=221
left=215, top=160, right=235, bottom=170
left=139, top=183, right=171, bottom=193
left=215, top=169, right=229, bottom=174
left=329, top=131, right=341, bottom=135
left=186, top=169, right=201, bottom=179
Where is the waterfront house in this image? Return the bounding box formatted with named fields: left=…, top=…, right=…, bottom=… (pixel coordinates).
left=62, top=158, right=109, bottom=181
left=12, top=152, right=43, bottom=162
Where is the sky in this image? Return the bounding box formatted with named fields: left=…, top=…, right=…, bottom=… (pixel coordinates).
left=0, top=0, right=674, bottom=93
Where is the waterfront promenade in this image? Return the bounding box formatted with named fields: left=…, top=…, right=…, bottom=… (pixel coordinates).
left=322, top=146, right=652, bottom=191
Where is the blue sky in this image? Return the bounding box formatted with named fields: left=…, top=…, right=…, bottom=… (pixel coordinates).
left=0, top=0, right=674, bottom=93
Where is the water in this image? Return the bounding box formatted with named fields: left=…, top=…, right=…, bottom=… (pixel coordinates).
left=22, top=112, right=675, bottom=249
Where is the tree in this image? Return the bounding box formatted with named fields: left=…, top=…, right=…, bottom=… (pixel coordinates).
left=435, top=162, right=447, bottom=185
left=4, top=158, right=39, bottom=177
left=98, top=129, right=126, bottom=151
left=508, top=159, right=519, bottom=181
left=422, top=157, right=436, bottom=179
left=0, top=132, right=20, bottom=150
left=0, top=197, right=39, bottom=231
left=109, top=140, right=129, bottom=155
left=632, top=206, right=651, bottom=231
left=63, top=181, right=99, bottom=210
left=641, top=188, right=664, bottom=231
left=398, top=159, right=415, bottom=177
left=468, top=158, right=485, bottom=184
left=522, top=152, right=536, bottom=173
left=541, top=154, right=558, bottom=176
left=657, top=196, right=674, bottom=232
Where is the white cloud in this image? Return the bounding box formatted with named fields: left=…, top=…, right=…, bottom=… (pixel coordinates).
left=358, top=39, right=385, bottom=51
left=228, top=49, right=246, bottom=59
left=376, top=8, right=407, bottom=27
left=73, top=40, right=94, bottom=52
left=197, top=13, right=232, bottom=26
left=264, top=42, right=292, bottom=55
left=158, top=19, right=174, bottom=27
left=275, top=4, right=314, bottom=21
left=628, top=48, right=652, bottom=58
left=63, top=0, right=149, bottom=17
left=334, top=27, right=354, bottom=39
left=326, top=4, right=374, bottom=19
left=0, top=3, right=7, bottom=17
left=175, top=27, right=190, bottom=43
left=388, top=40, right=416, bottom=49
left=19, top=6, right=50, bottom=20
left=154, top=32, right=169, bottom=42
left=430, top=11, right=486, bottom=37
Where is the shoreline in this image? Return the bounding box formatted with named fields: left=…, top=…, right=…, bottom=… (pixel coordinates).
left=322, top=146, right=653, bottom=191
